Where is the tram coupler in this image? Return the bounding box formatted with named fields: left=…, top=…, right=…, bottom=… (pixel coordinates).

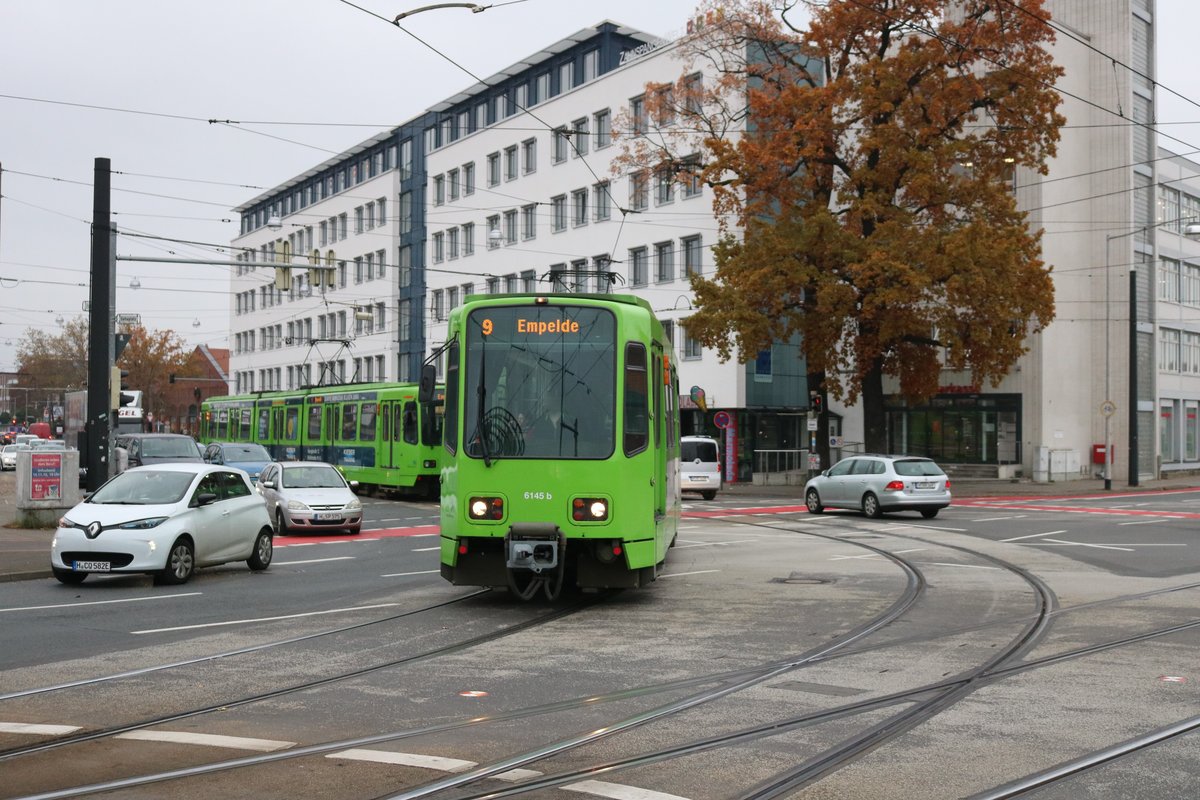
left=506, top=524, right=562, bottom=573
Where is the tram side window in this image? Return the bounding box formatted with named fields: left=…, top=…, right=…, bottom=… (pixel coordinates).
left=241, top=409, right=253, bottom=441
left=307, top=406, right=322, bottom=439
left=285, top=407, right=300, bottom=441
left=652, top=350, right=662, bottom=448
left=272, top=408, right=285, bottom=442
left=360, top=403, right=377, bottom=440
left=257, top=409, right=270, bottom=441
left=422, top=398, right=444, bottom=447
left=445, top=342, right=459, bottom=454
left=624, top=343, right=649, bottom=456
left=326, top=406, right=337, bottom=443
left=665, top=372, right=677, bottom=456
left=341, top=404, right=358, bottom=440
left=402, top=401, right=418, bottom=444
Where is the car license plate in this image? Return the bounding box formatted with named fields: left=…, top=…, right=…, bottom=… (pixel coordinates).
left=914, top=481, right=936, bottom=489
left=691, top=475, right=708, bottom=482
left=314, top=512, right=341, bottom=521
left=74, top=560, right=110, bottom=572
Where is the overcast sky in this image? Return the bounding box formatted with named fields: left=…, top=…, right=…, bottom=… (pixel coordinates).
left=2, top=0, right=1199, bottom=377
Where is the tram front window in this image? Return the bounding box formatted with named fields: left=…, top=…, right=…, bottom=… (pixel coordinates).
left=464, top=306, right=615, bottom=460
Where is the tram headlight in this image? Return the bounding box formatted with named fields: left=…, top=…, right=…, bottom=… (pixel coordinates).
left=571, top=497, right=608, bottom=522
left=468, top=496, right=504, bottom=520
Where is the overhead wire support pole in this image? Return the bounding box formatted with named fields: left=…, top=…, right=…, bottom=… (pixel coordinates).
left=86, top=158, right=114, bottom=492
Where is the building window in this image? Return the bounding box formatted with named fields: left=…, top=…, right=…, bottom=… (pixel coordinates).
left=594, top=109, right=611, bottom=149
left=463, top=222, right=475, bottom=256
left=522, top=204, right=537, bottom=239
left=399, top=192, right=412, bottom=235
left=504, top=145, right=518, bottom=181
left=522, top=138, right=537, bottom=174
left=448, top=168, right=460, bottom=201
left=434, top=175, right=445, bottom=205
left=433, top=289, right=445, bottom=321
left=504, top=209, right=518, bottom=244
left=559, top=61, right=573, bottom=93
left=448, top=227, right=459, bottom=260
left=432, top=232, right=445, bottom=263
left=354, top=206, right=365, bottom=234
left=1161, top=258, right=1181, bottom=303
left=514, top=83, right=527, bottom=114
left=475, top=100, right=489, bottom=130
left=681, top=155, right=703, bottom=198
left=682, top=327, right=702, bottom=360
left=487, top=152, right=500, bottom=186
left=447, top=286, right=458, bottom=311
left=594, top=181, right=611, bottom=221
left=572, top=118, right=589, bottom=157
left=551, top=195, right=567, bottom=232
left=486, top=215, right=501, bottom=248
left=535, top=72, right=550, bottom=104
left=364, top=252, right=374, bottom=281
left=630, top=171, right=649, bottom=211
left=400, top=139, right=413, bottom=180
left=655, top=241, right=674, bottom=282
left=582, top=49, right=598, bottom=82
left=631, top=96, right=647, bottom=135
left=572, top=189, right=588, bottom=227
left=553, top=127, right=569, bottom=164
left=522, top=270, right=536, bottom=292
left=354, top=256, right=365, bottom=283
left=656, top=168, right=674, bottom=205
left=682, top=235, right=703, bottom=277
left=463, top=162, right=475, bottom=195
left=1160, top=327, right=1182, bottom=372
left=629, top=246, right=648, bottom=286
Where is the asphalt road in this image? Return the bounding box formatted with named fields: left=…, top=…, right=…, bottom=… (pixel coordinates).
left=1, top=492, right=1198, bottom=799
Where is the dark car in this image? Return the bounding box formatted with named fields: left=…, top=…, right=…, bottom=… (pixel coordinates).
left=116, top=433, right=204, bottom=470
left=203, top=442, right=272, bottom=483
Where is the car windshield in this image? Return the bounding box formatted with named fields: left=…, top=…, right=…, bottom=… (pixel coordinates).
left=893, top=459, right=946, bottom=477
left=224, top=444, right=270, bottom=461
left=141, top=437, right=200, bottom=458
left=89, top=470, right=195, bottom=505
left=281, top=466, right=345, bottom=489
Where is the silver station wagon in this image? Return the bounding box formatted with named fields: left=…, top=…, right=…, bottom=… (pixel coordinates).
left=804, top=454, right=952, bottom=519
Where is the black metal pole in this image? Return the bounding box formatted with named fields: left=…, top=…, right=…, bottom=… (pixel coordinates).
left=86, top=158, right=112, bottom=492
left=1128, top=265, right=1139, bottom=487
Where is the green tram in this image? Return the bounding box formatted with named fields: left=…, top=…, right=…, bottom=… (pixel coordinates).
left=423, top=292, right=680, bottom=599
left=199, top=382, right=443, bottom=497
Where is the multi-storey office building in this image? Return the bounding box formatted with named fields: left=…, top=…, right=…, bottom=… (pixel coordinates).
left=229, top=20, right=809, bottom=482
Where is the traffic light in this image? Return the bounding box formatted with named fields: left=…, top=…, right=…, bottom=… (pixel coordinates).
left=111, top=367, right=134, bottom=409
left=308, top=250, right=336, bottom=290
left=810, top=391, right=823, bottom=415
left=273, top=266, right=292, bottom=291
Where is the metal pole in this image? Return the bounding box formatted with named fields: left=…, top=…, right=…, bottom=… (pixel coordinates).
left=86, top=158, right=112, bottom=492
left=1128, top=264, right=1139, bottom=487
left=1104, top=235, right=1112, bottom=490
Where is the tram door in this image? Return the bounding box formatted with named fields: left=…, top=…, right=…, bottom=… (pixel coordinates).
left=652, top=343, right=666, bottom=521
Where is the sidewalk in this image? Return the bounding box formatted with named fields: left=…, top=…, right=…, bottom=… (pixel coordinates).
left=2, top=470, right=1198, bottom=583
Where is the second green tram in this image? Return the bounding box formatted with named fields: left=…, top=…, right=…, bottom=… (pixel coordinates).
left=200, top=382, right=444, bottom=496
left=427, top=292, right=680, bottom=599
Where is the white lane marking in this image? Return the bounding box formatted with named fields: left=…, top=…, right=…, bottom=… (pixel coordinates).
left=381, top=570, right=440, bottom=577
left=326, top=749, right=543, bottom=781
left=412, top=546, right=440, bottom=552
left=673, top=539, right=759, bottom=549
left=1040, top=538, right=1133, bottom=552
left=115, top=730, right=294, bottom=751
left=830, top=548, right=926, bottom=561
left=565, top=779, right=692, bottom=800
left=658, top=570, right=720, bottom=578
left=330, top=749, right=475, bottom=772
left=0, top=722, right=82, bottom=735
left=1, top=593, right=202, bottom=614
left=923, top=562, right=1001, bottom=570
left=1001, top=530, right=1066, bottom=543
left=273, top=556, right=356, bottom=566
left=901, top=523, right=967, bottom=532
left=130, top=603, right=401, bottom=635
left=1119, top=519, right=1168, bottom=526
left=971, top=516, right=1027, bottom=522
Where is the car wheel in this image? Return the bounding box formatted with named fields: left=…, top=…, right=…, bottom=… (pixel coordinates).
left=156, top=537, right=195, bottom=585
left=862, top=492, right=883, bottom=519
left=52, top=567, right=86, bottom=585
left=701, top=490, right=717, bottom=501
left=805, top=488, right=824, bottom=514
left=920, top=508, right=939, bottom=519
left=247, top=527, right=274, bottom=570
left=275, top=509, right=288, bottom=536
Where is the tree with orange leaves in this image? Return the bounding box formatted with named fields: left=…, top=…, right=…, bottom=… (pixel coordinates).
left=615, top=0, right=1063, bottom=453
left=118, top=326, right=192, bottom=424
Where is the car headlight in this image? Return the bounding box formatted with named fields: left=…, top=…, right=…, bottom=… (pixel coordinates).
left=119, top=517, right=169, bottom=530
left=287, top=500, right=310, bottom=512
left=344, top=498, right=362, bottom=512
left=57, top=515, right=75, bottom=529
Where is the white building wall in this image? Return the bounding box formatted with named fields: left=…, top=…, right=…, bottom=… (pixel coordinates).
left=421, top=42, right=748, bottom=410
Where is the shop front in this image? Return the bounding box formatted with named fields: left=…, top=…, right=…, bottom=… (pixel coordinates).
left=885, top=392, right=1022, bottom=465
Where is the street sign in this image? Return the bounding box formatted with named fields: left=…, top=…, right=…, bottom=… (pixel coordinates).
left=117, top=313, right=141, bottom=328
left=807, top=418, right=818, bottom=431
left=713, top=410, right=731, bottom=429
left=1100, top=400, right=1117, bottom=417
left=829, top=435, right=844, bottom=447
left=808, top=454, right=821, bottom=470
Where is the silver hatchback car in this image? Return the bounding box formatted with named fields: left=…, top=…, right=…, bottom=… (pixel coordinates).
left=804, top=455, right=951, bottom=519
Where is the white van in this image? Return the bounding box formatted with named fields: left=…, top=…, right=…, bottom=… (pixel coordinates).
left=680, top=435, right=722, bottom=500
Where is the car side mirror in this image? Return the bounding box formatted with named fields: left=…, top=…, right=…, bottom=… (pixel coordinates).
left=418, top=363, right=437, bottom=403
left=197, top=492, right=218, bottom=506
left=261, top=480, right=275, bottom=489
left=349, top=480, right=359, bottom=488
